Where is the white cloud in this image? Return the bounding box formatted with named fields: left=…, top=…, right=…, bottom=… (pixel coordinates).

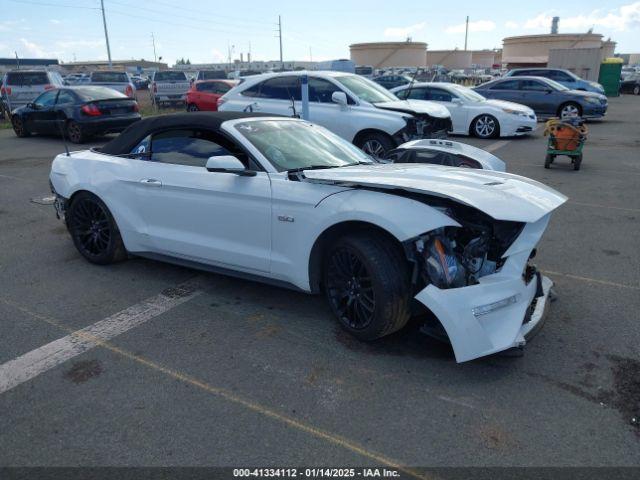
left=524, top=2, right=640, bottom=32
left=55, top=39, right=105, bottom=49
left=384, top=22, right=426, bottom=38
left=445, top=20, right=495, bottom=34
left=50, top=19, right=62, bottom=24
left=505, top=21, right=519, bottom=29
left=211, top=48, right=226, bottom=62
left=19, top=38, right=49, bottom=57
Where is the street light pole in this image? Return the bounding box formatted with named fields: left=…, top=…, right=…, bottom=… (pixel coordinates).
left=464, top=16, right=469, bottom=50
left=100, top=0, right=112, bottom=67
left=278, top=15, right=283, bottom=70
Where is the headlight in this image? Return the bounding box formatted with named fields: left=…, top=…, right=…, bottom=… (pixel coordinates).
left=416, top=234, right=466, bottom=289
left=501, top=108, right=528, bottom=116
left=585, top=97, right=601, bottom=104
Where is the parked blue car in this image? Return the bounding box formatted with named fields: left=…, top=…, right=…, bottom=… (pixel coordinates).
left=504, top=68, right=605, bottom=95
left=473, top=76, right=607, bottom=119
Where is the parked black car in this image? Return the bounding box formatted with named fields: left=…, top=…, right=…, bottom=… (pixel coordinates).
left=619, top=73, right=640, bottom=95
left=473, top=76, right=608, bottom=119
left=10, top=86, right=141, bottom=143
left=372, top=74, right=413, bottom=90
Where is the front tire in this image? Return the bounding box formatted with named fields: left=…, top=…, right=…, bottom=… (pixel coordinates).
left=66, top=120, right=85, bottom=144
left=558, top=102, right=582, bottom=118
left=324, top=232, right=411, bottom=341
left=471, top=114, right=499, bottom=139
left=12, top=115, right=30, bottom=137
left=67, top=192, right=127, bottom=265
left=355, top=132, right=395, bottom=160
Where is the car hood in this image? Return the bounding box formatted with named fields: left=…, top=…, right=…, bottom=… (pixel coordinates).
left=374, top=100, right=451, bottom=118
left=304, top=163, right=567, bottom=223
left=566, top=89, right=606, bottom=100
left=484, top=99, right=534, bottom=114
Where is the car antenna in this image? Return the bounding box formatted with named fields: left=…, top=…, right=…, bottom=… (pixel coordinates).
left=405, top=66, right=419, bottom=99
left=290, top=96, right=298, bottom=118
left=56, top=117, right=70, bottom=156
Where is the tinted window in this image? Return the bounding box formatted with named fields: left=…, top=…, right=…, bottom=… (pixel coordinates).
left=241, top=82, right=261, bottom=97
left=154, top=71, right=187, bottom=82
left=308, top=77, right=339, bottom=103
left=56, top=90, right=76, bottom=104
left=491, top=80, right=520, bottom=90
left=428, top=88, right=453, bottom=102
left=212, top=82, right=232, bottom=94
left=6, top=72, right=49, bottom=85
left=196, top=82, right=214, bottom=92
left=75, top=86, right=127, bottom=101
left=91, top=72, right=128, bottom=83
left=34, top=90, right=58, bottom=107
left=199, top=70, right=226, bottom=80
left=510, top=70, right=531, bottom=76
left=520, top=80, right=549, bottom=91
left=259, top=76, right=300, bottom=100
left=150, top=129, right=233, bottom=167
left=401, top=88, right=428, bottom=100
left=549, top=70, right=573, bottom=82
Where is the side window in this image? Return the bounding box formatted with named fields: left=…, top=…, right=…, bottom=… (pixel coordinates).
left=520, top=80, right=549, bottom=91
left=406, top=88, right=429, bottom=100
left=394, top=89, right=408, bottom=99
left=428, top=88, right=453, bottom=102
left=196, top=82, right=213, bottom=92
left=308, top=77, right=339, bottom=103
left=551, top=70, right=573, bottom=82
left=56, top=90, right=76, bottom=104
left=34, top=90, right=58, bottom=107
left=241, top=82, right=261, bottom=97
left=491, top=80, right=520, bottom=90
left=512, top=70, right=530, bottom=76
left=212, top=82, right=231, bottom=94
left=259, top=76, right=300, bottom=100
left=149, top=129, right=234, bottom=167
left=131, top=135, right=151, bottom=156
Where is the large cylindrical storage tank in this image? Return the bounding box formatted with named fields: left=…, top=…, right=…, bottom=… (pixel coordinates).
left=426, top=50, right=472, bottom=69
left=502, top=33, right=603, bottom=68
left=349, top=42, right=427, bottom=69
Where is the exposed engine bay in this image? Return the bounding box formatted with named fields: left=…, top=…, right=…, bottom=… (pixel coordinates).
left=405, top=199, right=524, bottom=291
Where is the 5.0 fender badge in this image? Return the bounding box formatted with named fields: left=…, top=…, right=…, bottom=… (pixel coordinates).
left=277, top=215, right=295, bottom=223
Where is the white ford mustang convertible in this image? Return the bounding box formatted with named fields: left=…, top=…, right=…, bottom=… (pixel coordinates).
left=49, top=112, right=567, bottom=362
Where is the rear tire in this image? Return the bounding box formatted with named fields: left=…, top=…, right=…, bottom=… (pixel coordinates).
left=66, top=120, right=85, bottom=144
left=544, top=154, right=554, bottom=169
left=67, top=192, right=127, bottom=265
left=355, top=132, right=395, bottom=160
left=323, top=232, right=411, bottom=341
left=11, top=115, right=30, bottom=137
left=187, top=103, right=199, bottom=112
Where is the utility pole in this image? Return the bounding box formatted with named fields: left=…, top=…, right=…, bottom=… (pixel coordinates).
left=100, top=0, right=112, bottom=67
left=278, top=15, right=283, bottom=70
left=151, top=32, right=157, bottom=62
left=309, top=46, right=312, bottom=63
left=464, top=15, right=469, bottom=50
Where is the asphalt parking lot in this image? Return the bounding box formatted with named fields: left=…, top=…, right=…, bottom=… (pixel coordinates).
left=0, top=96, right=639, bottom=472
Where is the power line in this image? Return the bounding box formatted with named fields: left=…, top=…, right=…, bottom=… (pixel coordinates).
left=7, top=0, right=99, bottom=8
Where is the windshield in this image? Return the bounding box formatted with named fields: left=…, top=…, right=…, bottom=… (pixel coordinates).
left=335, top=74, right=398, bottom=104
left=91, top=72, right=128, bottom=83
left=450, top=85, right=485, bottom=102
left=234, top=120, right=373, bottom=172
left=543, top=78, right=570, bottom=91
left=75, top=86, right=128, bottom=101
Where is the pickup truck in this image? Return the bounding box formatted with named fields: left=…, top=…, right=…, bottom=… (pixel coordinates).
left=151, top=71, right=190, bottom=106
left=89, top=71, right=136, bottom=98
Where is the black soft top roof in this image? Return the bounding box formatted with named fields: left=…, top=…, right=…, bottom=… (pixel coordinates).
left=98, top=112, right=278, bottom=155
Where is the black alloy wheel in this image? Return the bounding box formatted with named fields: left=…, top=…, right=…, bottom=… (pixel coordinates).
left=66, top=120, right=84, bottom=144
left=326, top=247, right=376, bottom=330
left=67, top=192, right=127, bottom=264
left=12, top=115, right=30, bottom=137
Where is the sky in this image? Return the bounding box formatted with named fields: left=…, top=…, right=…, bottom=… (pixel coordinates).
left=0, top=0, right=639, bottom=66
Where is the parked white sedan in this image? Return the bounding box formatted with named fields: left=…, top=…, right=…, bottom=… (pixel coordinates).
left=49, top=112, right=566, bottom=362
left=391, top=82, right=537, bottom=139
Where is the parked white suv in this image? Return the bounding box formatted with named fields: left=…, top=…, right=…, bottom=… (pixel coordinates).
left=218, top=71, right=452, bottom=157
left=1, top=70, right=64, bottom=113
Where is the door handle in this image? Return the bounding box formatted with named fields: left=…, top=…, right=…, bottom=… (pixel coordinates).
left=140, top=178, right=162, bottom=186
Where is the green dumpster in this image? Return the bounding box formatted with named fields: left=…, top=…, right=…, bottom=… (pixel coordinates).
left=598, top=57, right=623, bottom=97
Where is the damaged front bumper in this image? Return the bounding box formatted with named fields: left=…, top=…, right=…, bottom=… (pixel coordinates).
left=415, top=270, right=553, bottom=362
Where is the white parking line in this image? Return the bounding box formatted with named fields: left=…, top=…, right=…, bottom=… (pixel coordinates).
left=484, top=140, right=510, bottom=152
left=0, top=284, right=201, bottom=394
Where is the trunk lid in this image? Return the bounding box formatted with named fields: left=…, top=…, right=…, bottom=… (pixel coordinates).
left=303, top=163, right=567, bottom=222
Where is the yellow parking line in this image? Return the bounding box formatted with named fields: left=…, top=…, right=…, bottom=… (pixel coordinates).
left=541, top=270, right=640, bottom=290
left=0, top=296, right=433, bottom=480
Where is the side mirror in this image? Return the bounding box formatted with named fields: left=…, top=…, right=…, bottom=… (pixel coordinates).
left=205, top=155, right=256, bottom=176
left=29, top=102, right=38, bottom=109
left=331, top=91, right=348, bottom=107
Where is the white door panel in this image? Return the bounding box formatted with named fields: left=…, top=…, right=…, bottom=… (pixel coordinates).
left=134, top=162, right=272, bottom=272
